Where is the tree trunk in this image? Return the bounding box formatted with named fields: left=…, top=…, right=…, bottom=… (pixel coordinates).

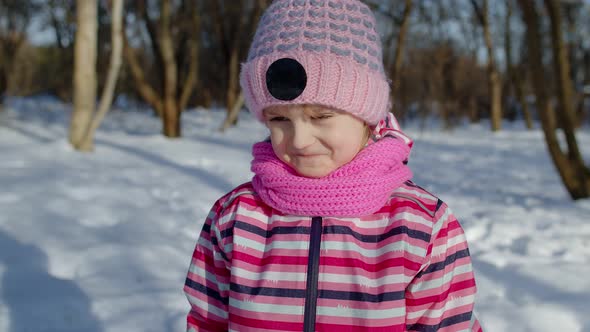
left=471, top=0, right=503, bottom=131
left=390, top=0, right=414, bottom=102
left=513, top=66, right=534, bottom=129
left=123, top=35, right=164, bottom=117
left=489, top=70, right=502, bottom=130
left=544, top=0, right=580, bottom=151
left=0, top=69, right=6, bottom=112
left=179, top=39, right=199, bottom=113
left=544, top=0, right=590, bottom=196
left=70, top=0, right=98, bottom=148
left=224, top=6, right=249, bottom=122
left=505, top=0, right=533, bottom=129
left=220, top=91, right=245, bottom=132
left=159, top=0, right=180, bottom=137
left=78, top=0, right=124, bottom=151
left=123, top=1, right=196, bottom=137
left=442, top=100, right=459, bottom=130
left=0, top=26, right=26, bottom=110
left=518, top=0, right=590, bottom=199
left=219, top=0, right=267, bottom=127
left=468, top=96, right=478, bottom=123
left=138, top=0, right=164, bottom=91
left=0, top=55, right=5, bottom=110
left=226, top=47, right=239, bottom=122
left=179, top=5, right=201, bottom=113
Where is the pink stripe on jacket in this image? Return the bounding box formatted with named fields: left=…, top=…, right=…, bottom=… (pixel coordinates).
left=184, top=181, right=483, bottom=331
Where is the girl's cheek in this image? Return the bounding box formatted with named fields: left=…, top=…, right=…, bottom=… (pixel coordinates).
left=270, top=128, right=286, bottom=146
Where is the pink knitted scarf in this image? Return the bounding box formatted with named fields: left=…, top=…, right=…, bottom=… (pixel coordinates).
left=251, top=116, right=413, bottom=217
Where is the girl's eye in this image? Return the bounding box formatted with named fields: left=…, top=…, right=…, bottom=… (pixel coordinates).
left=312, top=114, right=333, bottom=120
left=269, top=116, right=289, bottom=122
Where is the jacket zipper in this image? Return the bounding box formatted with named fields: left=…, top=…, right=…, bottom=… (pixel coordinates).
left=303, top=216, right=323, bottom=332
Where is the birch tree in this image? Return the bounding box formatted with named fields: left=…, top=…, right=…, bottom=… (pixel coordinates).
left=70, top=0, right=98, bottom=147
left=70, top=0, right=124, bottom=151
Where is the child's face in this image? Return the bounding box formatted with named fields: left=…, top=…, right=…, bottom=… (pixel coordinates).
left=263, top=104, right=368, bottom=178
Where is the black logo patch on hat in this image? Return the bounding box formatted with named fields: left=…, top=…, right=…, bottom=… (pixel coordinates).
left=266, top=58, right=307, bottom=101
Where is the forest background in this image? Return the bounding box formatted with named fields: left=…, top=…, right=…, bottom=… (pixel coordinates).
left=1, top=0, right=590, bottom=197
left=1, top=1, right=590, bottom=331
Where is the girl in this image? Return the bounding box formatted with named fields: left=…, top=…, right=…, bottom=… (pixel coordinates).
left=184, top=0, right=483, bottom=331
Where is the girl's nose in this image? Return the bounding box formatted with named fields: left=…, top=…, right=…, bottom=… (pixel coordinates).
left=291, top=122, right=314, bottom=150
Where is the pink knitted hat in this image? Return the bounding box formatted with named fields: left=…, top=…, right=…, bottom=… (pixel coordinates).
left=240, top=0, right=390, bottom=125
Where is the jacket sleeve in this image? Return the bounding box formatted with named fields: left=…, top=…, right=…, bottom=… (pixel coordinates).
left=183, top=200, right=231, bottom=332
left=405, top=201, right=483, bottom=332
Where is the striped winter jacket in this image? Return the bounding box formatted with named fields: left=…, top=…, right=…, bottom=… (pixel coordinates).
left=184, top=181, right=483, bottom=332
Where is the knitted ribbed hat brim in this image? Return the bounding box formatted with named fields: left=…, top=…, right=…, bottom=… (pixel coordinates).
left=241, top=51, right=390, bottom=125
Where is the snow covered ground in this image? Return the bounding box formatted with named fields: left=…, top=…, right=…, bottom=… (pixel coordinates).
left=0, top=96, right=589, bottom=332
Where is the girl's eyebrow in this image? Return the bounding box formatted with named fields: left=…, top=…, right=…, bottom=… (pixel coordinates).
left=263, top=108, right=282, bottom=116
left=307, top=108, right=336, bottom=115
left=264, top=112, right=280, bottom=118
